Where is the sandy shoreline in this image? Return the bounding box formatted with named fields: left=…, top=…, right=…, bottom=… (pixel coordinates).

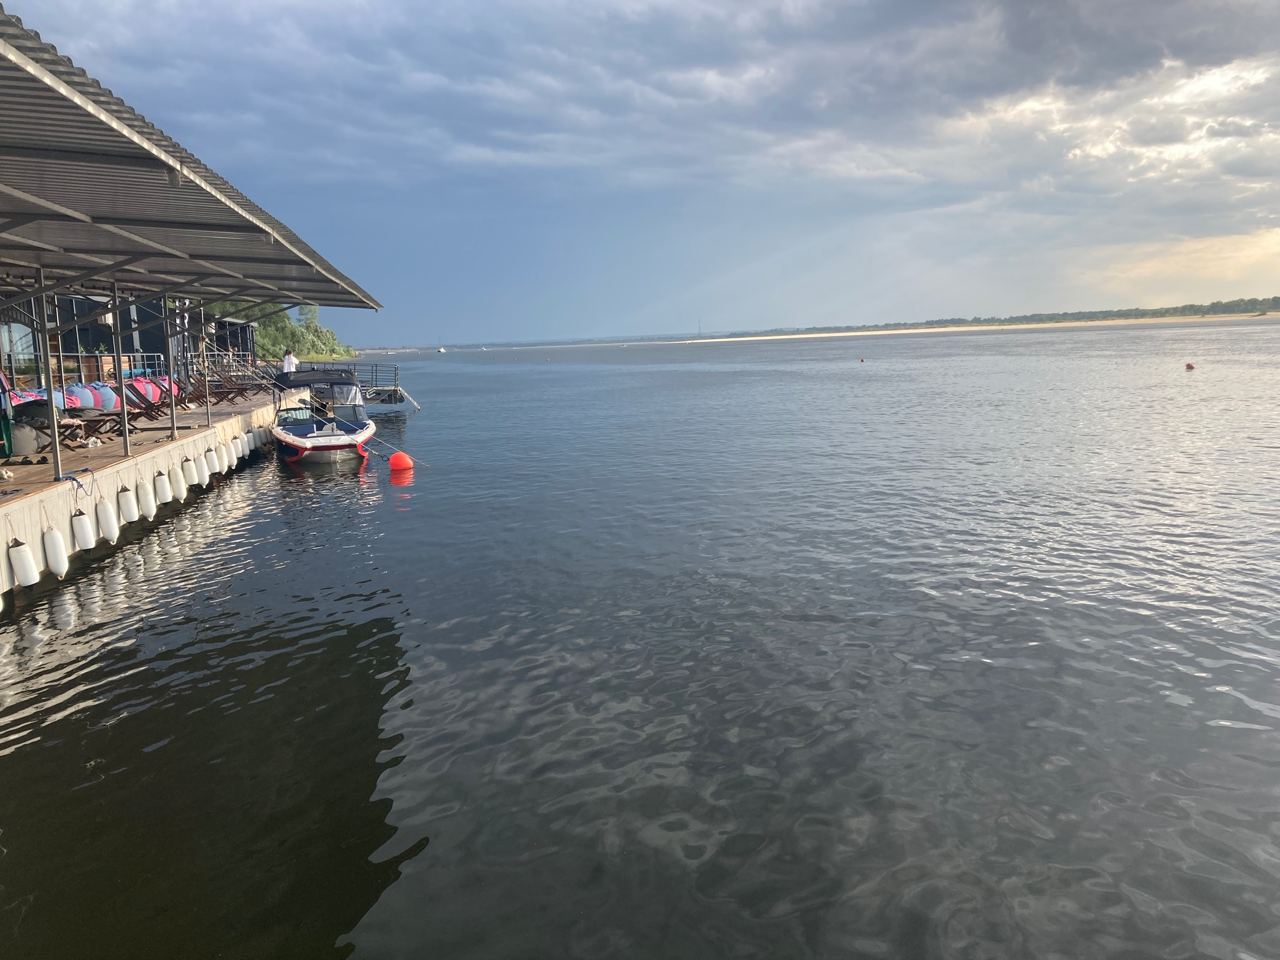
left=364, top=312, right=1277, bottom=355
left=657, top=312, right=1278, bottom=347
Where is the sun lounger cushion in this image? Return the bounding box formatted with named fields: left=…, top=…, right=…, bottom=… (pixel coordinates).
left=129, top=378, right=156, bottom=403
left=31, top=388, right=77, bottom=409
left=91, top=383, right=120, bottom=411
left=65, top=384, right=96, bottom=409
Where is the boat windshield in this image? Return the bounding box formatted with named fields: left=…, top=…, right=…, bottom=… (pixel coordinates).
left=314, top=383, right=362, bottom=404
left=333, top=403, right=368, bottom=425
left=276, top=407, right=314, bottom=425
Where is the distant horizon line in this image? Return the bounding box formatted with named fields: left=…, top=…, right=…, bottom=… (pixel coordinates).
left=353, top=295, right=1280, bottom=352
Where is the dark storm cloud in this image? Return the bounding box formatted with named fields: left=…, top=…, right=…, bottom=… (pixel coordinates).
left=27, top=1, right=1280, bottom=186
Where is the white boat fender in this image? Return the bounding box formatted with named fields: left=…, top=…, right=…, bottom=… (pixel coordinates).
left=182, top=457, right=199, bottom=488
left=170, top=464, right=188, bottom=501
left=9, top=537, right=39, bottom=587
left=43, top=527, right=69, bottom=579
left=119, top=485, right=141, bottom=524
left=257, top=427, right=270, bottom=447
left=154, top=469, right=174, bottom=505
left=71, top=508, right=96, bottom=551
left=204, top=448, right=220, bottom=478
left=213, top=444, right=227, bottom=474
left=231, top=436, right=244, bottom=460
left=220, top=443, right=233, bottom=474
left=96, top=499, right=121, bottom=546
left=243, top=431, right=255, bottom=454
left=137, top=479, right=158, bottom=521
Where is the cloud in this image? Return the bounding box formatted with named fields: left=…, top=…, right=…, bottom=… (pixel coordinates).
left=17, top=0, right=1280, bottom=339
left=23, top=3, right=1280, bottom=195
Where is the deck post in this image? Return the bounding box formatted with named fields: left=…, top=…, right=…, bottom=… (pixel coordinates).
left=162, top=299, right=179, bottom=441
left=54, top=300, right=68, bottom=398
left=35, top=270, right=63, bottom=481
left=112, top=281, right=131, bottom=457
left=199, top=303, right=212, bottom=427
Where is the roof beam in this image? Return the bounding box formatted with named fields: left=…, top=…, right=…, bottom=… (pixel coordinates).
left=119, top=289, right=268, bottom=336
left=0, top=213, right=44, bottom=233
left=0, top=232, right=248, bottom=298
left=0, top=143, right=168, bottom=170
left=61, top=274, right=223, bottom=328
left=0, top=30, right=378, bottom=308
left=0, top=180, right=310, bottom=303
left=0, top=254, right=148, bottom=311
left=0, top=211, right=267, bottom=235
left=0, top=244, right=313, bottom=268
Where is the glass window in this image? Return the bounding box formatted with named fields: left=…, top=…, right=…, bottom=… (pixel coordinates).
left=332, top=404, right=367, bottom=424
left=276, top=407, right=314, bottom=425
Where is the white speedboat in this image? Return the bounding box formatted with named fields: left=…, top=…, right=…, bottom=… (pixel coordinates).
left=271, top=370, right=375, bottom=464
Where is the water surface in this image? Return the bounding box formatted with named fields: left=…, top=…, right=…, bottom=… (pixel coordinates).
left=2, top=320, right=1279, bottom=959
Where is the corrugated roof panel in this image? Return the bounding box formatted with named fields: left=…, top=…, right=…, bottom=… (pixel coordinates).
left=0, top=3, right=380, bottom=310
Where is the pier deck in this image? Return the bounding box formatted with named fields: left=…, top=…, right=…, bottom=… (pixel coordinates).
left=1, top=398, right=271, bottom=504
left=0, top=398, right=278, bottom=599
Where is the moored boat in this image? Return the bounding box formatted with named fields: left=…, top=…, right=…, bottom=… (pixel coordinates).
left=271, top=370, right=375, bottom=464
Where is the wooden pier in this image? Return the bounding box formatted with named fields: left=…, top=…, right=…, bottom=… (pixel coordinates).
left=0, top=397, right=277, bottom=602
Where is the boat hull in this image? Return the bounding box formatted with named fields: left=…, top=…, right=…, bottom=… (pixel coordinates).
left=270, top=423, right=375, bottom=465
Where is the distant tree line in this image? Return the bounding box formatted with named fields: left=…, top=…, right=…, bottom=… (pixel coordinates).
left=897, top=296, right=1280, bottom=330
left=208, top=302, right=356, bottom=360
left=755, top=296, right=1280, bottom=337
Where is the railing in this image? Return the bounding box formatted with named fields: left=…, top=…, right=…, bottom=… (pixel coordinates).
left=296, top=360, right=400, bottom=389
left=195, top=342, right=280, bottom=392
left=4, top=351, right=169, bottom=388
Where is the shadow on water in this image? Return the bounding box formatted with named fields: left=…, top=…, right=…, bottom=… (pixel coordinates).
left=0, top=460, right=427, bottom=960
left=0, top=608, right=424, bottom=959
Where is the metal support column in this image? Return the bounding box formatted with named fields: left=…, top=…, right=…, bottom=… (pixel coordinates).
left=162, top=300, right=178, bottom=440
left=199, top=303, right=211, bottom=427
left=53, top=298, right=67, bottom=398
left=35, top=271, right=62, bottom=480
left=111, top=281, right=131, bottom=456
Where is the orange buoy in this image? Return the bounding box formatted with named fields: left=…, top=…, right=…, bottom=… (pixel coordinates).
left=388, top=451, right=414, bottom=471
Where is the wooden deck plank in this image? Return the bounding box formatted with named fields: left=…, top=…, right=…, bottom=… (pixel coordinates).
left=0, top=398, right=269, bottom=505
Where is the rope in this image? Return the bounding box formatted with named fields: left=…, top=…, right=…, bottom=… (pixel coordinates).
left=55, top=465, right=95, bottom=499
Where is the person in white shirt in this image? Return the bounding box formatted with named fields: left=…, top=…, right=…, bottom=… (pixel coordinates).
left=282, top=349, right=299, bottom=374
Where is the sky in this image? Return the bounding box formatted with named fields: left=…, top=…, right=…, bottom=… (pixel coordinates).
left=20, top=0, right=1280, bottom=346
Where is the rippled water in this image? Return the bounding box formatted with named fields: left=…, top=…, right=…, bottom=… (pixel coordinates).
left=2, top=320, right=1280, bottom=959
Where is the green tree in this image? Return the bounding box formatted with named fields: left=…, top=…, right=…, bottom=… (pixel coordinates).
left=208, top=302, right=356, bottom=360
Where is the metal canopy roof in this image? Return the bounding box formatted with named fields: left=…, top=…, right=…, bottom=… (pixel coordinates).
left=0, top=4, right=379, bottom=312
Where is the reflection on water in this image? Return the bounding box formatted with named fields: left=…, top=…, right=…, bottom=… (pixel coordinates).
left=3, top=320, right=1280, bottom=958
left=0, top=465, right=425, bottom=958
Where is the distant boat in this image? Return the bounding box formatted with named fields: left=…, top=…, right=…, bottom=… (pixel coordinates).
left=437, top=346, right=447, bottom=354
